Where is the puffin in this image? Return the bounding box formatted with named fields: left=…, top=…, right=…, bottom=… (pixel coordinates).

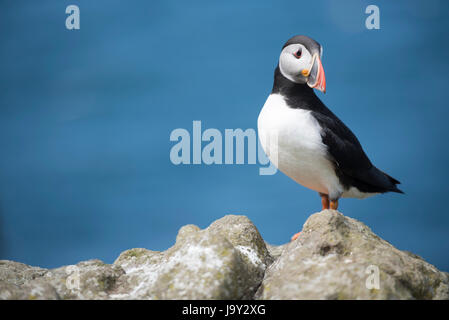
left=257, top=35, right=403, bottom=240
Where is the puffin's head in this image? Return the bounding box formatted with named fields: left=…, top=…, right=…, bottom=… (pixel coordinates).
left=278, top=35, right=326, bottom=93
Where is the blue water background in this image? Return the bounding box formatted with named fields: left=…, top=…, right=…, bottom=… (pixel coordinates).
left=0, top=0, right=448, bottom=270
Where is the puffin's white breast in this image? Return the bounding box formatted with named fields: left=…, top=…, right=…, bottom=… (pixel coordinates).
left=257, top=93, right=344, bottom=199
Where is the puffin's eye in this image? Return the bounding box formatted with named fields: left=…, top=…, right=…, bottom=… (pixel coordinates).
left=293, top=49, right=302, bottom=59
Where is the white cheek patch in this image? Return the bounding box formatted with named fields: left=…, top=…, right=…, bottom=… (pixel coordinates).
left=279, top=44, right=312, bottom=83
left=279, top=54, right=301, bottom=79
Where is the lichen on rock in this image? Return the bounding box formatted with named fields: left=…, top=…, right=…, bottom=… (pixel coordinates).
left=256, top=210, right=449, bottom=300
left=111, top=215, right=271, bottom=299
left=1, top=211, right=448, bottom=300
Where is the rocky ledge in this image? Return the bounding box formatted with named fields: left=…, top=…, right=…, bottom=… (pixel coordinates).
left=1, top=210, right=448, bottom=300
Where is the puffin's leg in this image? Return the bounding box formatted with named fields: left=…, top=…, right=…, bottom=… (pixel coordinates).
left=291, top=193, right=330, bottom=241
left=320, top=193, right=330, bottom=210
left=330, top=199, right=339, bottom=210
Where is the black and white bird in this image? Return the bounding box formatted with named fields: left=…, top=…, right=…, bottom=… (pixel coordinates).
left=258, top=35, right=403, bottom=240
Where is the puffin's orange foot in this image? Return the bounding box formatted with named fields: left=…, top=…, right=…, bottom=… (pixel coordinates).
left=330, top=200, right=339, bottom=210
left=320, top=193, right=330, bottom=210
left=291, top=231, right=301, bottom=241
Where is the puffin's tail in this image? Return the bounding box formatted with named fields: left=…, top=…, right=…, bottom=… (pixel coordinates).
left=380, top=170, right=404, bottom=194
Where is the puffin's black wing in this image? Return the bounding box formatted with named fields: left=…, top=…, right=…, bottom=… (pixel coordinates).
left=312, top=110, right=403, bottom=194
left=273, top=67, right=402, bottom=194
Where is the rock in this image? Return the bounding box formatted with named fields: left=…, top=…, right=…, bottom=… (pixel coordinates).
left=0, top=279, right=59, bottom=300
left=0, top=260, right=57, bottom=300
left=0, top=215, right=270, bottom=299
left=0, top=259, right=124, bottom=300
left=1, top=211, right=448, bottom=300
left=111, top=215, right=271, bottom=299
left=41, top=259, right=125, bottom=299
left=256, top=210, right=449, bottom=300
left=265, top=242, right=287, bottom=260
left=0, top=260, right=47, bottom=286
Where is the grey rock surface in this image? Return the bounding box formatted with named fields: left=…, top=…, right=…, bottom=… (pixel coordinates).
left=1, top=211, right=448, bottom=300
left=111, top=215, right=271, bottom=299
left=256, top=210, right=449, bottom=300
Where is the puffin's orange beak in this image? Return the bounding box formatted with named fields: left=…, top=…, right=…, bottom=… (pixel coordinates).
left=307, top=55, right=326, bottom=93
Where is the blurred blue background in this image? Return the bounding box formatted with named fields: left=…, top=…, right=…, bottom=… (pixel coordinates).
left=1, top=0, right=448, bottom=271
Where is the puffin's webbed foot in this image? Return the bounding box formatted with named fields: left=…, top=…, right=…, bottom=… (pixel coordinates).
left=291, top=232, right=301, bottom=241
left=330, top=199, right=339, bottom=210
